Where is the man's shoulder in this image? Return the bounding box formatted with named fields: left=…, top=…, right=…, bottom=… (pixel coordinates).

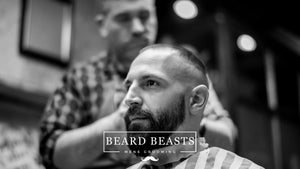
left=57, top=52, right=112, bottom=93
left=65, top=52, right=109, bottom=80
left=178, top=147, right=264, bottom=169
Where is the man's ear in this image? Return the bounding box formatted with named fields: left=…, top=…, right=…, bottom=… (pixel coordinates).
left=95, top=14, right=108, bottom=37
left=190, top=85, right=209, bottom=115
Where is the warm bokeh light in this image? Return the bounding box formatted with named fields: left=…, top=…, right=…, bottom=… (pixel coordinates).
left=237, top=34, right=257, bottom=52
left=173, top=0, right=198, bottom=19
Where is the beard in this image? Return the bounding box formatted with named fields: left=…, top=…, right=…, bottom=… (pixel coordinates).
left=124, top=96, right=185, bottom=157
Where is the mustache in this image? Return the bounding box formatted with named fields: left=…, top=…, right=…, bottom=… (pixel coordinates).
left=124, top=105, right=162, bottom=132
left=126, top=105, right=152, bottom=117
left=128, top=37, right=150, bottom=47
left=141, top=156, right=159, bottom=162
left=124, top=106, right=154, bottom=126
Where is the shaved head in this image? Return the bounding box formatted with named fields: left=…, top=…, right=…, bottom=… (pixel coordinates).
left=93, top=0, right=119, bottom=15
left=139, top=44, right=209, bottom=88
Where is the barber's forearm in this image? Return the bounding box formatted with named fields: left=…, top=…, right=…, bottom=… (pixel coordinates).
left=53, top=112, right=124, bottom=169
left=204, top=117, right=237, bottom=151
left=206, top=117, right=236, bottom=138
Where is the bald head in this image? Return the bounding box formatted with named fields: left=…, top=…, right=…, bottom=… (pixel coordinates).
left=94, top=0, right=122, bottom=14
left=137, top=44, right=209, bottom=88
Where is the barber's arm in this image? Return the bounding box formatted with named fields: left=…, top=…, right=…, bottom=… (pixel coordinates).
left=52, top=109, right=125, bottom=169
left=201, top=115, right=237, bottom=151
left=201, top=76, right=237, bottom=151
left=39, top=67, right=126, bottom=169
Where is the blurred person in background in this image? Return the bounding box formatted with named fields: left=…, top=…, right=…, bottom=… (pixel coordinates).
left=39, top=0, right=236, bottom=169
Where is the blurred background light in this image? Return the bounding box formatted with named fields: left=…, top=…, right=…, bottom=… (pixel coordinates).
left=237, top=34, right=257, bottom=52
left=173, top=0, right=198, bottom=19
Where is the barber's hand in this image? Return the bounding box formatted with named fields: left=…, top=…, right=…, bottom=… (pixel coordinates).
left=108, top=102, right=127, bottom=132
left=110, top=87, right=128, bottom=131
left=115, top=98, right=128, bottom=117
left=106, top=84, right=127, bottom=131
left=114, top=84, right=127, bottom=109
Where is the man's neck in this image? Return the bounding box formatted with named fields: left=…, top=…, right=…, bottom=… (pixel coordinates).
left=114, top=61, right=129, bottom=79
left=107, top=50, right=130, bottom=79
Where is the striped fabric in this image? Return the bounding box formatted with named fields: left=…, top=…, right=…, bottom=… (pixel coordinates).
left=128, top=147, right=264, bottom=169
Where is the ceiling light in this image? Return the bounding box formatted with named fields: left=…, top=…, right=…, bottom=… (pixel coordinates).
left=173, top=0, right=198, bottom=19
left=237, top=34, right=257, bottom=52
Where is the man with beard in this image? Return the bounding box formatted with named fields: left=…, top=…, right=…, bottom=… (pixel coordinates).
left=123, top=44, right=263, bottom=169
left=39, top=0, right=236, bottom=169
left=124, top=96, right=186, bottom=157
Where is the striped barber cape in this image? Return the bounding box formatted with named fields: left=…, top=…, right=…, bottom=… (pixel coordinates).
left=127, top=147, right=264, bottom=169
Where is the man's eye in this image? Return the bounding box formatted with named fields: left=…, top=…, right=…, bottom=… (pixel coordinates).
left=139, top=11, right=150, bottom=22
left=115, top=14, right=131, bottom=23
left=145, top=80, right=159, bottom=88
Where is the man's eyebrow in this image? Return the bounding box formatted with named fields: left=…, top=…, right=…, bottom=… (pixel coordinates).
left=123, top=73, right=169, bottom=87
left=115, top=11, right=130, bottom=16
left=140, top=74, right=167, bottom=83
left=115, top=8, right=150, bottom=17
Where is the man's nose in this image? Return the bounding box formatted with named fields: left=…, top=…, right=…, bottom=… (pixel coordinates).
left=132, top=18, right=145, bottom=35
left=124, top=87, right=142, bottom=107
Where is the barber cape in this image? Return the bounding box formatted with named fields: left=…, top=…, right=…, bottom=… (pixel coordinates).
left=127, top=147, right=264, bottom=169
